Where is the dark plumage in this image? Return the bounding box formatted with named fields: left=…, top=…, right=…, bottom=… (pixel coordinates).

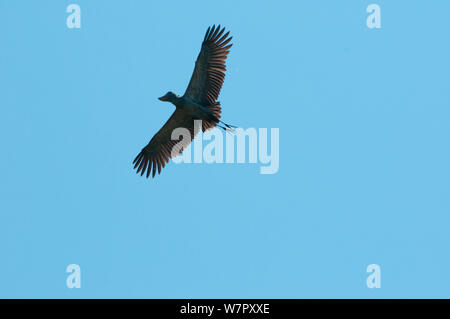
left=133, top=25, right=234, bottom=178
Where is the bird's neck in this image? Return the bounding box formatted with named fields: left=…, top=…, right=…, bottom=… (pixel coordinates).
left=170, top=95, right=183, bottom=108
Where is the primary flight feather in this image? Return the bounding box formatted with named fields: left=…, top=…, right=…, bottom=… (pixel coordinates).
left=133, top=25, right=234, bottom=178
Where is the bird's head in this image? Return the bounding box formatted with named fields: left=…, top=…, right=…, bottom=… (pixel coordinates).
left=158, top=91, right=177, bottom=102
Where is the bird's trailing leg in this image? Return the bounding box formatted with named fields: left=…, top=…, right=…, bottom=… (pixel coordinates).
left=220, top=120, right=237, bottom=129
left=217, top=120, right=237, bottom=134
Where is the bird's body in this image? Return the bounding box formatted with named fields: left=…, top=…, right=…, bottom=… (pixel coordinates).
left=170, top=95, right=211, bottom=119
left=133, top=25, right=234, bottom=178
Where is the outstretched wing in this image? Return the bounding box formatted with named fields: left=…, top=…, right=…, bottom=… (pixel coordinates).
left=133, top=109, right=200, bottom=178
left=184, top=25, right=232, bottom=106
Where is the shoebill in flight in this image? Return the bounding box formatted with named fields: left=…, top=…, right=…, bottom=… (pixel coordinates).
left=133, top=25, right=234, bottom=178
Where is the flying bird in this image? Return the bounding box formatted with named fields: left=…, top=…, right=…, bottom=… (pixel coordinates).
left=133, top=25, right=234, bottom=178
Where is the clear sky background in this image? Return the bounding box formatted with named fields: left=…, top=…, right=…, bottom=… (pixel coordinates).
left=1, top=0, right=449, bottom=298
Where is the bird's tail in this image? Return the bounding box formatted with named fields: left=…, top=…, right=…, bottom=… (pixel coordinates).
left=207, top=102, right=236, bottom=134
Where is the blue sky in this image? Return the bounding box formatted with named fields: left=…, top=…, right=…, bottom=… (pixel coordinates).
left=0, top=0, right=449, bottom=298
